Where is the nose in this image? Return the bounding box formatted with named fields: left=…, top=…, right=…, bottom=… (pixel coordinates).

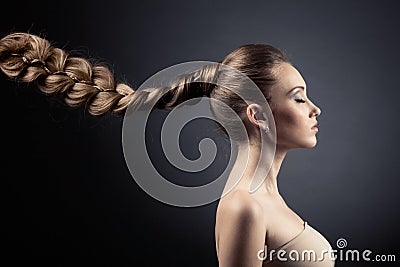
left=309, top=101, right=321, bottom=118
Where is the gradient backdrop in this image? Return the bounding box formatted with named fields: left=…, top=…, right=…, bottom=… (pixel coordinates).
left=1, top=1, right=399, bottom=266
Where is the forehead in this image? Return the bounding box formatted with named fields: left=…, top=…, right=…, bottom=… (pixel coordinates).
left=271, top=62, right=306, bottom=94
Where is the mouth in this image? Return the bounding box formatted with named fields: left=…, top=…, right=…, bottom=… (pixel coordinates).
left=311, top=122, right=318, bottom=132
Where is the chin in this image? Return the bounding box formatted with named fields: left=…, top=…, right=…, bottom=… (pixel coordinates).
left=298, top=138, right=318, bottom=149
left=306, top=139, right=318, bottom=148
left=307, top=143, right=318, bottom=148
left=279, top=137, right=318, bottom=150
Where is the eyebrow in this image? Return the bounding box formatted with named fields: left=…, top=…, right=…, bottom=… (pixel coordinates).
left=286, top=86, right=306, bottom=95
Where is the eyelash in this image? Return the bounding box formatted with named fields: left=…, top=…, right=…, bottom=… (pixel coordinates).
left=294, top=98, right=306, bottom=103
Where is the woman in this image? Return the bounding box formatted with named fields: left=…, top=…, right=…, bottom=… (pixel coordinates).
left=0, top=32, right=335, bottom=266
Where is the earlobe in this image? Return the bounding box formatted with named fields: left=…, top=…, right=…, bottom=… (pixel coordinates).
left=255, top=112, right=270, bottom=134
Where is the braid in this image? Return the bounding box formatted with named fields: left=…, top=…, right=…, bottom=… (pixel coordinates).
left=0, top=32, right=142, bottom=116
left=0, top=32, right=221, bottom=116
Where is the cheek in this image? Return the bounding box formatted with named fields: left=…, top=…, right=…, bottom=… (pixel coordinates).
left=274, top=108, right=302, bottom=131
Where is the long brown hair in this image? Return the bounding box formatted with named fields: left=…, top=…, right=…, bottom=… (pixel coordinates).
left=0, top=32, right=288, bottom=140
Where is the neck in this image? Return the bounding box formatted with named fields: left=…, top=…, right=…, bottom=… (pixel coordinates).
left=223, top=141, right=288, bottom=197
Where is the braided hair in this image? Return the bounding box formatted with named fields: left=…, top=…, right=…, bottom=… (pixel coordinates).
left=0, top=32, right=288, bottom=141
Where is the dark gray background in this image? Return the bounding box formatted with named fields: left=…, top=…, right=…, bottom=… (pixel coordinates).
left=1, top=0, right=399, bottom=266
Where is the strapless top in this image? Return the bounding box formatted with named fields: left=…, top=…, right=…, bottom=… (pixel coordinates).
left=262, top=221, right=335, bottom=266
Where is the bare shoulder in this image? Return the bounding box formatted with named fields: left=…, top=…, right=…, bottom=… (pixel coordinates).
left=215, top=189, right=267, bottom=243
left=217, top=190, right=264, bottom=221
left=215, top=190, right=267, bottom=265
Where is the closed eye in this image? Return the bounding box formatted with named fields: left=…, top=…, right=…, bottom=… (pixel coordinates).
left=295, top=98, right=306, bottom=103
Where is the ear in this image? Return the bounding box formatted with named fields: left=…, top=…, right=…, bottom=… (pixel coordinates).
left=246, top=104, right=268, bottom=131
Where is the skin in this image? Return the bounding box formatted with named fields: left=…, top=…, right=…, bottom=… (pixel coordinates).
left=215, top=62, right=322, bottom=266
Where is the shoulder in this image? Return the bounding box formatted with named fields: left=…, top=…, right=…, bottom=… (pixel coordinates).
left=216, top=190, right=267, bottom=265
left=216, top=189, right=267, bottom=238
left=218, top=190, right=264, bottom=222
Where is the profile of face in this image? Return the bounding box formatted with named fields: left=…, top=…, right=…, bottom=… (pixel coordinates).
left=269, top=62, right=321, bottom=149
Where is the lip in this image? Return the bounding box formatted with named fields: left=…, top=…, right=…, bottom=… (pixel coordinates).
left=311, top=123, right=318, bottom=132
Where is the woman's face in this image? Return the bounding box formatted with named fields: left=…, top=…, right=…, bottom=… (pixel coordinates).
left=269, top=62, right=321, bottom=149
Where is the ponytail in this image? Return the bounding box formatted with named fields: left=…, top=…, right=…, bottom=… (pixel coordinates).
left=1, top=32, right=287, bottom=143
left=0, top=32, right=219, bottom=116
